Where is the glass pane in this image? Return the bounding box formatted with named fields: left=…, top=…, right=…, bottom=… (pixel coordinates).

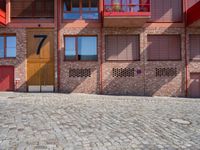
left=6, top=36, right=16, bottom=58
left=91, top=0, right=98, bottom=11
left=82, top=13, right=98, bottom=19
left=65, top=37, right=76, bottom=60
left=78, top=36, right=97, bottom=60
left=0, top=36, right=4, bottom=58
left=72, top=0, right=80, bottom=12
left=64, top=13, right=81, bottom=19
left=64, top=0, right=72, bottom=11
left=82, top=0, right=90, bottom=11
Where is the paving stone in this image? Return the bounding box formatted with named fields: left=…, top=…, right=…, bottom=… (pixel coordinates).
left=0, top=93, right=200, bottom=149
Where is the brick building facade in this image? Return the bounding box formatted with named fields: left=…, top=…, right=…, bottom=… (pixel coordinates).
left=0, top=0, right=200, bottom=97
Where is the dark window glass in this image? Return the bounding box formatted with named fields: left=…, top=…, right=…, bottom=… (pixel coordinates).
left=11, top=0, right=54, bottom=18
left=63, top=0, right=99, bottom=20
left=64, top=0, right=72, bottom=11
left=65, top=36, right=97, bottom=61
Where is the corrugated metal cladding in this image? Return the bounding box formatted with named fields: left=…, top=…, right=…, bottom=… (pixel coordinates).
left=105, top=35, right=140, bottom=61
left=188, top=0, right=200, bottom=9
left=189, top=73, right=200, bottom=98
left=190, top=35, right=200, bottom=60
left=150, top=0, right=182, bottom=22
left=11, top=0, right=54, bottom=18
left=147, top=35, right=181, bottom=60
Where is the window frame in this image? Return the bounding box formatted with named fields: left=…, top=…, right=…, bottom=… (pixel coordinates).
left=147, top=34, right=182, bottom=61
left=105, top=34, right=140, bottom=62
left=63, top=0, right=100, bottom=20
left=0, top=34, right=17, bottom=59
left=64, top=35, right=98, bottom=62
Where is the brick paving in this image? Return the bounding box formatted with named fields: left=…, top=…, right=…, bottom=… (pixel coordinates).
left=0, top=93, right=200, bottom=150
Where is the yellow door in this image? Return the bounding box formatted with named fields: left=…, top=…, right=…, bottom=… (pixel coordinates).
left=27, top=29, right=54, bottom=92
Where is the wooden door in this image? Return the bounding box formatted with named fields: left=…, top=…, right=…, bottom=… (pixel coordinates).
left=189, top=73, right=200, bottom=98
left=27, top=29, right=54, bottom=92
left=0, top=66, right=14, bottom=91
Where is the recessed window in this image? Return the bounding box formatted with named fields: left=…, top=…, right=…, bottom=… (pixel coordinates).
left=11, top=0, right=54, bottom=18
left=63, top=0, right=99, bottom=20
left=65, top=36, right=97, bottom=61
left=0, top=35, right=16, bottom=58
left=105, top=35, right=140, bottom=61
left=189, top=35, right=200, bottom=60
left=147, top=35, right=181, bottom=61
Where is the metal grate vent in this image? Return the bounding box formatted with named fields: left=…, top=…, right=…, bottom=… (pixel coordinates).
left=156, top=68, right=177, bottom=77
left=69, top=68, right=91, bottom=78
left=112, top=68, right=134, bottom=77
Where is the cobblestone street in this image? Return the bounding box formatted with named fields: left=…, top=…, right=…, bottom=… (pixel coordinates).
left=0, top=93, right=200, bottom=150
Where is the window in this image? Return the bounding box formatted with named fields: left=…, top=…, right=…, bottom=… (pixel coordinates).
left=11, top=0, right=54, bottom=18
left=65, top=36, right=97, bottom=61
left=150, top=0, right=182, bottom=22
left=147, top=35, right=181, bottom=61
left=63, top=0, right=99, bottom=20
left=189, top=35, right=200, bottom=60
left=105, top=35, right=140, bottom=61
left=0, top=35, right=16, bottom=58
left=105, top=0, right=149, bottom=12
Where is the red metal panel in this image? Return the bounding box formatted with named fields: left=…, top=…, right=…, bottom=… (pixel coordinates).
left=187, top=1, right=200, bottom=26
left=0, top=0, right=6, bottom=26
left=187, top=0, right=200, bottom=9
left=0, top=66, right=14, bottom=91
left=189, top=35, right=200, bottom=60
left=150, top=0, right=182, bottom=22
left=189, top=73, right=200, bottom=98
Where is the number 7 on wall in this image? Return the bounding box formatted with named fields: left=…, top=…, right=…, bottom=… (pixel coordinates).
left=34, top=35, right=47, bottom=55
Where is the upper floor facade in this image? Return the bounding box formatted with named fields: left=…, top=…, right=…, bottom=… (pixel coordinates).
left=0, top=0, right=200, bottom=27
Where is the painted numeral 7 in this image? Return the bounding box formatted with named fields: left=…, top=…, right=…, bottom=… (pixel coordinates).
left=34, top=35, right=47, bottom=55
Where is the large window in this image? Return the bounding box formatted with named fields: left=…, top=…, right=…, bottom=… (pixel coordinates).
left=147, top=35, right=181, bottom=61
left=11, top=0, right=54, bottom=18
left=105, top=35, right=140, bottom=61
left=65, top=36, right=97, bottom=61
left=0, top=35, right=16, bottom=58
left=63, top=0, right=99, bottom=20
left=189, top=35, right=200, bottom=60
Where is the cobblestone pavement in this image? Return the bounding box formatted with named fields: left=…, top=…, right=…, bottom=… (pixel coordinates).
left=0, top=93, right=200, bottom=150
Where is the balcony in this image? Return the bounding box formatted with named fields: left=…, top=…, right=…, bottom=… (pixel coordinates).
left=0, top=0, right=6, bottom=26
left=187, top=1, right=200, bottom=27
left=103, top=0, right=151, bottom=27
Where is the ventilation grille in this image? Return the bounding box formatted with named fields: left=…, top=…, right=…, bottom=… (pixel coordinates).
left=69, top=68, right=91, bottom=78
left=112, top=68, right=134, bottom=77
left=156, top=68, right=177, bottom=77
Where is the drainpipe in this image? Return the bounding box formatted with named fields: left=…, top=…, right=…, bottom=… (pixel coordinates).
left=184, top=0, right=188, bottom=97
left=100, top=0, right=104, bottom=94
left=57, top=0, right=61, bottom=92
